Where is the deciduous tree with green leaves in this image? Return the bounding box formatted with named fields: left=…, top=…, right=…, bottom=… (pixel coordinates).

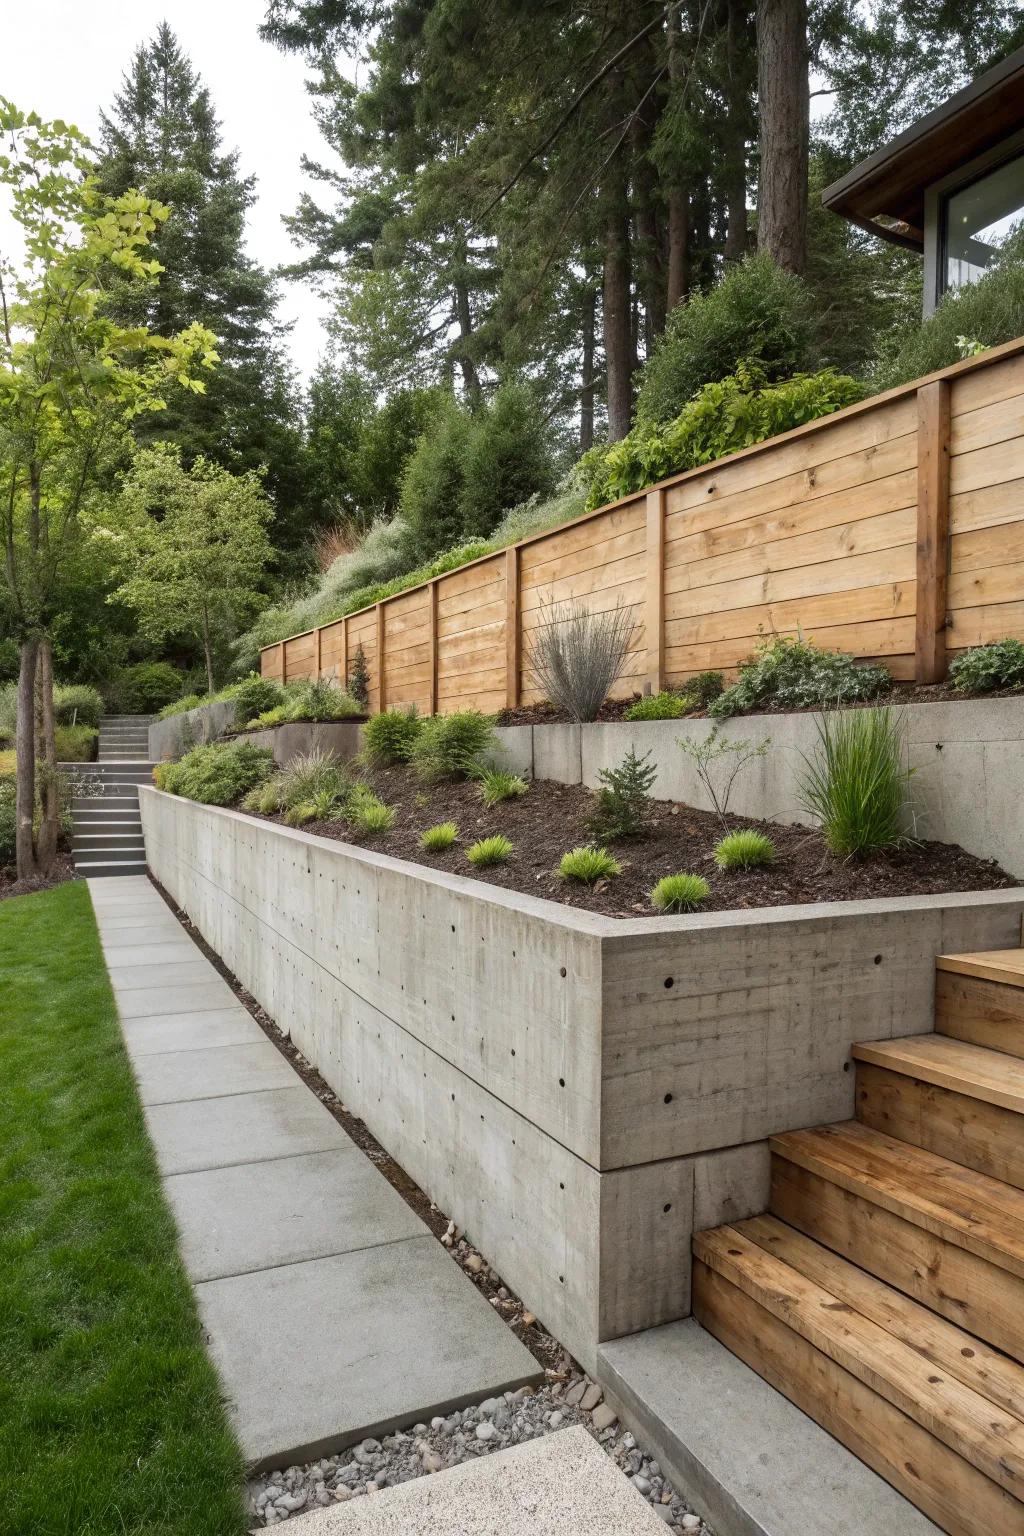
left=109, top=445, right=274, bottom=693
left=0, top=100, right=215, bottom=880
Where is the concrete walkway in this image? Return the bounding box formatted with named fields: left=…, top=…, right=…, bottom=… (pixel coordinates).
left=287, top=1428, right=672, bottom=1535
left=88, top=876, right=540, bottom=1470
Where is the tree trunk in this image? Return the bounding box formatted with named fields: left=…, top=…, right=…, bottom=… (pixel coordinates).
left=723, top=0, right=751, bottom=264
left=202, top=610, right=215, bottom=694
left=632, top=114, right=667, bottom=347
left=756, top=0, right=809, bottom=274
left=15, top=639, right=39, bottom=882
left=453, top=277, right=483, bottom=409
left=603, top=159, right=634, bottom=443
left=35, top=636, right=60, bottom=872
left=579, top=286, right=597, bottom=454
left=665, top=2, right=690, bottom=314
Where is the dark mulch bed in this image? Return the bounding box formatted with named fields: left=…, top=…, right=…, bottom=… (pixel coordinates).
left=496, top=682, right=1024, bottom=727
left=254, top=767, right=1017, bottom=917
left=0, top=853, right=77, bottom=903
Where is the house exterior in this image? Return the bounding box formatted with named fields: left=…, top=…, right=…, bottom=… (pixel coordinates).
left=823, top=44, right=1024, bottom=314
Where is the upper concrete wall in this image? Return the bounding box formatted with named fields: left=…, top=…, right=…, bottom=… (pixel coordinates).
left=149, top=698, right=237, bottom=761
left=497, top=695, right=1024, bottom=878
left=149, top=702, right=364, bottom=767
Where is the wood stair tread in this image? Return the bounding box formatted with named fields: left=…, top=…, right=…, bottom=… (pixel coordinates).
left=938, top=950, right=1024, bottom=989
left=853, top=1033, right=1024, bottom=1114
left=694, top=1218, right=1024, bottom=1500
left=770, top=1121, right=1024, bottom=1277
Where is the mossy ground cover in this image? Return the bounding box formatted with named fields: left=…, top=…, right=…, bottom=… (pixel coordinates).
left=0, top=882, right=246, bottom=1536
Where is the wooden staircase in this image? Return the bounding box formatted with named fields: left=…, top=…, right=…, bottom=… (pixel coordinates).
left=693, top=948, right=1024, bottom=1536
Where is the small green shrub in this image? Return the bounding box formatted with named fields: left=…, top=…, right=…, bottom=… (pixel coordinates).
left=411, top=710, right=496, bottom=781
left=420, top=820, right=459, bottom=851
left=559, top=846, right=621, bottom=883
left=685, top=671, right=725, bottom=709
left=650, top=873, right=711, bottom=913
left=53, top=684, right=104, bottom=729
left=477, top=767, right=528, bottom=806
left=625, top=691, right=690, bottom=721
left=345, top=783, right=395, bottom=834
left=677, top=727, right=771, bottom=828
left=112, top=660, right=185, bottom=714
left=233, top=674, right=283, bottom=726
left=466, top=834, right=513, bottom=868
left=241, top=779, right=283, bottom=815
left=949, top=638, right=1024, bottom=695
left=275, top=749, right=350, bottom=813
left=714, top=829, right=776, bottom=870
left=710, top=636, right=891, bottom=717
left=54, top=724, right=97, bottom=762
left=0, top=772, right=15, bottom=865
left=158, top=692, right=203, bottom=719
left=362, top=707, right=423, bottom=766
left=161, top=741, right=274, bottom=806
left=799, top=707, right=913, bottom=858
left=251, top=705, right=288, bottom=729
left=284, top=801, right=318, bottom=827
left=286, top=677, right=362, bottom=722
left=587, top=747, right=657, bottom=840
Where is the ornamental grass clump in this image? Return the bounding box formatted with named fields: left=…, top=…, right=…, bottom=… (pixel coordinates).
left=411, top=709, right=496, bottom=780
left=420, top=820, right=458, bottom=851
left=347, top=790, right=395, bottom=835
left=559, top=846, right=621, bottom=883
left=466, top=834, right=513, bottom=868
left=362, top=706, right=424, bottom=766
left=799, top=707, right=913, bottom=858
left=650, top=873, right=711, bottom=913
left=525, top=596, right=638, bottom=721
left=476, top=766, right=529, bottom=806
left=714, top=828, right=776, bottom=870
left=274, top=748, right=350, bottom=813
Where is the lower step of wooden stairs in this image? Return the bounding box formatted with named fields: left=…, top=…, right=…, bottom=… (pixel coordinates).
left=693, top=947, right=1024, bottom=1536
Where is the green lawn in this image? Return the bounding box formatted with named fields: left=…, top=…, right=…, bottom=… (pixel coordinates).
left=0, top=882, right=247, bottom=1536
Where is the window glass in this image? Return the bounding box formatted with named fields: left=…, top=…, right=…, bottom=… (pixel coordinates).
left=944, top=153, right=1024, bottom=292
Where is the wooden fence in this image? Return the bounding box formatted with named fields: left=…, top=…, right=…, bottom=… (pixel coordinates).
left=261, top=337, right=1024, bottom=711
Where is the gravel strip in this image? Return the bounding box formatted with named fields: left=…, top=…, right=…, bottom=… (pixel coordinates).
left=247, top=1375, right=709, bottom=1532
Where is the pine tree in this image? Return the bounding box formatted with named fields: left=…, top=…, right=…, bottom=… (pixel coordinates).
left=97, top=24, right=309, bottom=566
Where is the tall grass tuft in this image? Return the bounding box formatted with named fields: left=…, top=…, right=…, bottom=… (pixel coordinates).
left=799, top=707, right=913, bottom=858
left=525, top=596, right=638, bottom=722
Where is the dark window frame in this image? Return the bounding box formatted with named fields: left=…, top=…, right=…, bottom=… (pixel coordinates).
left=923, top=124, right=1024, bottom=315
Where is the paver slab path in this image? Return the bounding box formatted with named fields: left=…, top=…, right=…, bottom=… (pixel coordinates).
left=88, top=875, right=540, bottom=1469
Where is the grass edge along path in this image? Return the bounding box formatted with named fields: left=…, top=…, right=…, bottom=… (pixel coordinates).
left=0, top=881, right=247, bottom=1536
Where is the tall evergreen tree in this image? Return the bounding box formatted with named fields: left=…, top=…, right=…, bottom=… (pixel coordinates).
left=97, top=23, right=310, bottom=567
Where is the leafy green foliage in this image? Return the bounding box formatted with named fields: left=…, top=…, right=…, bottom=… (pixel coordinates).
left=587, top=364, right=864, bottom=510
left=346, top=787, right=395, bottom=835
left=0, top=883, right=247, bottom=1535
left=949, top=638, right=1024, bottom=695
left=284, top=678, right=362, bottom=722
left=466, top=834, right=513, bottom=868
left=109, top=662, right=185, bottom=715
left=477, top=768, right=528, bottom=806
left=634, top=254, right=819, bottom=429
left=710, top=637, right=891, bottom=717
left=649, top=873, right=711, bottom=913
left=799, top=708, right=913, bottom=858
left=559, top=846, right=621, bottom=883
left=714, top=829, right=776, bottom=870
left=160, top=741, right=273, bottom=806
left=158, top=693, right=204, bottom=719
left=419, top=820, right=458, bottom=851
left=362, top=707, right=424, bottom=766
left=252, top=706, right=288, bottom=729
left=399, top=398, right=474, bottom=561
left=272, top=749, right=350, bottom=814
left=52, top=684, right=105, bottom=730
left=0, top=771, right=15, bottom=864
left=587, top=748, right=657, bottom=840
left=348, top=643, right=370, bottom=708
left=625, top=691, right=690, bottom=721
left=873, top=233, right=1024, bottom=391
left=685, top=671, right=726, bottom=709
left=459, top=382, right=554, bottom=541
left=411, top=710, right=497, bottom=781
left=54, top=725, right=98, bottom=762
left=232, top=675, right=283, bottom=726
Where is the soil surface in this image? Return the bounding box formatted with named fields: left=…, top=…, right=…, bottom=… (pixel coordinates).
left=0, top=854, right=77, bottom=903
left=496, top=682, right=1024, bottom=727
left=252, top=767, right=1017, bottom=916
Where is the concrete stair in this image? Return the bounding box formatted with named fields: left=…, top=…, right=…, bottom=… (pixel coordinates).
left=691, top=948, right=1024, bottom=1535
left=68, top=715, right=154, bottom=877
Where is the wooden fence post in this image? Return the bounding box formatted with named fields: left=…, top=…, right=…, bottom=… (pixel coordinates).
left=914, top=379, right=952, bottom=684
left=342, top=615, right=349, bottom=688
left=505, top=547, right=520, bottom=710
left=279, top=639, right=287, bottom=685
left=376, top=602, right=386, bottom=711
left=428, top=580, right=439, bottom=716
left=314, top=626, right=322, bottom=680
left=645, top=488, right=666, bottom=694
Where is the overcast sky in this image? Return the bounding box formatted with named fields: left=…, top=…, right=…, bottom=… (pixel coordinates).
left=3, top=0, right=338, bottom=382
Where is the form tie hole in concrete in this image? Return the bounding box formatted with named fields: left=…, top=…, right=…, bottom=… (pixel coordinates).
left=664, top=1092, right=673, bottom=1104
left=874, top=954, right=883, bottom=965
left=843, top=1060, right=851, bottom=1072
left=559, top=1077, right=565, bottom=1088
left=559, top=1275, right=564, bottom=1284
left=559, top=967, right=567, bottom=978
left=511, top=1048, right=516, bottom=1057
left=451, top=1092, right=456, bottom=1102
left=664, top=977, right=674, bottom=989
left=663, top=1203, right=672, bottom=1213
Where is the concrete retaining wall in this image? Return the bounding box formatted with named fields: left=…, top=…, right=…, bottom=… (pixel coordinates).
left=140, top=786, right=1024, bottom=1370
left=149, top=702, right=364, bottom=768
left=496, top=695, right=1024, bottom=878
left=149, top=698, right=238, bottom=761
left=239, top=721, right=364, bottom=766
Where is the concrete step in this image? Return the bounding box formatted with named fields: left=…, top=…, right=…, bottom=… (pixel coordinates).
left=693, top=1218, right=1024, bottom=1528
left=598, top=1318, right=940, bottom=1536
left=73, top=833, right=146, bottom=851
left=75, top=843, right=146, bottom=864
left=72, top=797, right=139, bottom=812
left=74, top=860, right=147, bottom=876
